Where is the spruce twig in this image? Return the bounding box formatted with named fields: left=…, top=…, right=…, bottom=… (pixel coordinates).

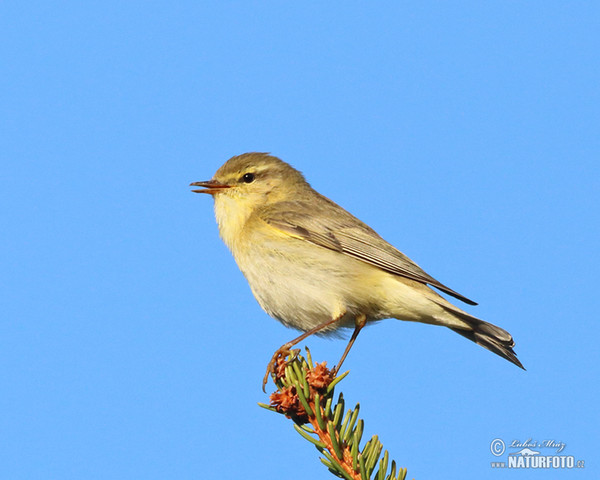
left=258, top=348, right=409, bottom=480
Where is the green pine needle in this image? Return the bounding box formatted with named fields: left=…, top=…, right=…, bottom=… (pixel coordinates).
left=261, top=348, right=411, bottom=480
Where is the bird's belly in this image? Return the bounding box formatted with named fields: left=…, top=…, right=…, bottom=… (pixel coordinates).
left=235, top=245, right=379, bottom=333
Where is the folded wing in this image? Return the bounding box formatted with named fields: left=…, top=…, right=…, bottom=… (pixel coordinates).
left=259, top=197, right=477, bottom=306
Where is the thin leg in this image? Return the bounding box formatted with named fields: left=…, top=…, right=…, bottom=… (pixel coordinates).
left=262, top=313, right=345, bottom=392
left=332, top=314, right=367, bottom=376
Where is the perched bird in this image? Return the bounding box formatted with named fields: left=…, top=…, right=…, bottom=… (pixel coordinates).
left=191, top=152, right=523, bottom=389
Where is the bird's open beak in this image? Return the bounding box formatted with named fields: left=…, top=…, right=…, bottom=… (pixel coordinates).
left=189, top=180, right=231, bottom=195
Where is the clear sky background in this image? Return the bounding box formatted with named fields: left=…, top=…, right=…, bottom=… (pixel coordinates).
left=2, top=2, right=598, bottom=479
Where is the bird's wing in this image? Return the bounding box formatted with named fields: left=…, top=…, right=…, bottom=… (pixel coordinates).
left=259, top=198, right=477, bottom=306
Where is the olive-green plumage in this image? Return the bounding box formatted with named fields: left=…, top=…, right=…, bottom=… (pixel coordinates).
left=192, top=152, right=523, bottom=370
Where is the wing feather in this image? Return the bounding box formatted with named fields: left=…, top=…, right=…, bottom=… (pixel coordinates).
left=259, top=198, right=477, bottom=306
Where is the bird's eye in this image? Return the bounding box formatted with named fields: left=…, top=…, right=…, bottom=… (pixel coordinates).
left=241, top=173, right=255, bottom=183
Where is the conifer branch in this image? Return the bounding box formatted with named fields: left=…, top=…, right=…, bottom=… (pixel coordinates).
left=258, top=348, right=410, bottom=480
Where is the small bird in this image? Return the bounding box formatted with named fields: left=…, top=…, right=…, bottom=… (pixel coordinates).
left=191, top=152, right=524, bottom=389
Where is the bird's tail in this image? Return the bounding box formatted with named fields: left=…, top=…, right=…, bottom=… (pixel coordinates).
left=436, top=303, right=525, bottom=369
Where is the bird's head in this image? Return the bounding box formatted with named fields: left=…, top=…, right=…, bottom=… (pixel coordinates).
left=191, top=152, right=310, bottom=247
left=191, top=152, right=308, bottom=207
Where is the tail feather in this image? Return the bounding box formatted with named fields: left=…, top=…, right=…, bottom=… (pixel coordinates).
left=435, top=303, right=524, bottom=369
left=450, top=326, right=524, bottom=369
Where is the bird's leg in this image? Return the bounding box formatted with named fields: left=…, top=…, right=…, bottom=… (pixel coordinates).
left=332, top=314, right=367, bottom=376
left=262, top=313, right=345, bottom=392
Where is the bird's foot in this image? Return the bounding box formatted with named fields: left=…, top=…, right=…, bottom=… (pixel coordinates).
left=262, top=345, right=299, bottom=392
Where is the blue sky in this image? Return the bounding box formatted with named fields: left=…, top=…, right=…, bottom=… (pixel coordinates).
left=2, top=2, right=598, bottom=479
